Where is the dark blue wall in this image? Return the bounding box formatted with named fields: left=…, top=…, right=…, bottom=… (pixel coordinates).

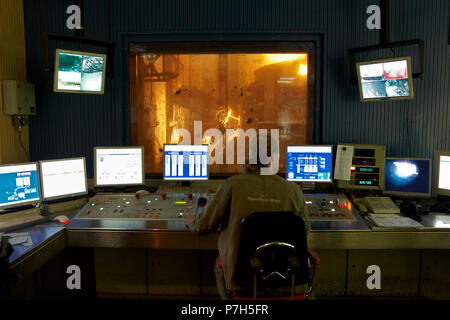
left=23, top=0, right=450, bottom=177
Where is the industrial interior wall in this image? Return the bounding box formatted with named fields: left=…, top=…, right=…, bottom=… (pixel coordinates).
left=0, top=0, right=29, bottom=164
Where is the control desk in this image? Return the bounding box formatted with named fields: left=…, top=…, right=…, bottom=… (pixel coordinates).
left=74, top=192, right=355, bottom=223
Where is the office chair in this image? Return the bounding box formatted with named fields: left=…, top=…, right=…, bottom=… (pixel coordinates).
left=233, top=211, right=319, bottom=300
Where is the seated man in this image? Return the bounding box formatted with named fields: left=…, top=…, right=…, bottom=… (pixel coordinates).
left=186, top=135, right=310, bottom=299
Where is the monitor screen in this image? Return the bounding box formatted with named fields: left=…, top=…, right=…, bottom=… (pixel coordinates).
left=40, top=158, right=88, bottom=201
left=163, top=145, right=208, bottom=180
left=436, top=152, right=450, bottom=196
left=286, top=145, right=333, bottom=182
left=384, top=158, right=431, bottom=197
left=95, top=147, right=144, bottom=186
left=0, top=163, right=40, bottom=209
left=357, top=56, right=414, bottom=101
left=54, top=49, right=106, bottom=94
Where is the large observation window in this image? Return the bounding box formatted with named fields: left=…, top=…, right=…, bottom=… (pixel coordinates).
left=129, top=42, right=315, bottom=176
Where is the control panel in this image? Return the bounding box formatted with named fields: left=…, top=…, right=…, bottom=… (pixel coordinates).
left=304, top=193, right=355, bottom=221
left=335, top=144, right=386, bottom=191
left=74, top=193, right=214, bottom=220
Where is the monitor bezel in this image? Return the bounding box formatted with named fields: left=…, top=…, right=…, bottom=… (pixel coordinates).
left=39, top=157, right=88, bottom=202
left=94, top=146, right=145, bottom=187
left=356, top=56, right=415, bottom=102
left=434, top=150, right=450, bottom=197
left=0, top=162, right=41, bottom=210
left=53, top=49, right=107, bottom=94
left=383, top=157, right=432, bottom=198
left=286, top=145, right=333, bottom=183
left=163, top=144, right=209, bottom=181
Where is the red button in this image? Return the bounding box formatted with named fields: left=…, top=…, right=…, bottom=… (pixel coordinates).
left=135, top=193, right=141, bottom=199
left=188, top=193, right=193, bottom=200
left=162, top=194, right=166, bottom=200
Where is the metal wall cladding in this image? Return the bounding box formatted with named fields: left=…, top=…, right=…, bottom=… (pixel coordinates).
left=0, top=0, right=29, bottom=164
left=23, top=0, right=450, bottom=177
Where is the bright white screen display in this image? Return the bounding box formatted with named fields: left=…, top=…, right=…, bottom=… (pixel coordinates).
left=438, top=155, right=450, bottom=191
left=40, top=158, right=87, bottom=200
left=95, top=148, right=144, bottom=186
left=164, top=145, right=208, bottom=180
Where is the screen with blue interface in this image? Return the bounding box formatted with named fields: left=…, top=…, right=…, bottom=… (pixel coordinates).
left=286, top=146, right=333, bottom=182
left=0, top=163, right=40, bottom=209
left=384, top=158, right=431, bottom=196
left=164, top=145, right=208, bottom=180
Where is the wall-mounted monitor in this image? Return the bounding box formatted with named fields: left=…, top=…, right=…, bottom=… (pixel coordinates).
left=94, top=147, right=144, bottom=187
left=384, top=158, right=431, bottom=198
left=39, top=157, right=88, bottom=201
left=163, top=144, right=209, bottom=181
left=54, top=49, right=106, bottom=94
left=434, top=150, right=450, bottom=197
left=0, top=163, right=40, bottom=210
left=356, top=56, right=414, bottom=101
left=286, top=145, right=333, bottom=182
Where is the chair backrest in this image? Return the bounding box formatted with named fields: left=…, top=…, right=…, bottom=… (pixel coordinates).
left=234, top=211, right=309, bottom=289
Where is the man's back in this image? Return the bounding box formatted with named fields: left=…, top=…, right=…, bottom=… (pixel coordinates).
left=188, top=172, right=310, bottom=291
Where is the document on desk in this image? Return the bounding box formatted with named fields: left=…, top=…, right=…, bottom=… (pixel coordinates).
left=5, top=232, right=33, bottom=246
left=334, top=145, right=354, bottom=181
left=367, top=214, right=423, bottom=229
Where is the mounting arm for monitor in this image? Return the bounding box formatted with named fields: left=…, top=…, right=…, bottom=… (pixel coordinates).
left=348, top=39, right=424, bottom=85
left=41, top=33, right=115, bottom=78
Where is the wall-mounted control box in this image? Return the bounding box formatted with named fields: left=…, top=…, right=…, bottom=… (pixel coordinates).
left=2, top=80, right=36, bottom=115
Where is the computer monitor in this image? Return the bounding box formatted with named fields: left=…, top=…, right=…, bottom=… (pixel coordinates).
left=356, top=56, right=414, bottom=101
left=54, top=49, right=107, bottom=94
left=39, top=158, right=88, bottom=201
left=434, top=150, right=450, bottom=197
left=163, top=144, right=208, bottom=180
left=0, top=163, right=40, bottom=210
left=384, top=158, right=431, bottom=198
left=286, top=145, right=333, bottom=182
left=94, top=147, right=144, bottom=187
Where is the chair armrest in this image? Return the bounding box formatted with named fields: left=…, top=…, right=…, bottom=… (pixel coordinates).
left=308, top=250, right=320, bottom=265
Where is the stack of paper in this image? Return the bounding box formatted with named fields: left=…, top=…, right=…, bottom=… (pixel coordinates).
left=367, top=214, right=423, bottom=229
left=4, top=232, right=33, bottom=246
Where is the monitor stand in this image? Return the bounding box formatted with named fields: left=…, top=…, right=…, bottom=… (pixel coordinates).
left=300, top=182, right=315, bottom=192
left=181, top=181, right=192, bottom=187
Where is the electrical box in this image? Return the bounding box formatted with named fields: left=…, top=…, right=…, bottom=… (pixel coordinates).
left=335, top=143, right=386, bottom=191
left=2, top=80, right=36, bottom=115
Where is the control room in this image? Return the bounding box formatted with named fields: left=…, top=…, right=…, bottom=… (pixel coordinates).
left=1, top=0, right=450, bottom=305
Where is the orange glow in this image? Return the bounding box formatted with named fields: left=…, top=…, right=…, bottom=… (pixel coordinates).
left=347, top=201, right=352, bottom=211
left=223, top=109, right=241, bottom=126
left=299, top=64, right=308, bottom=75
left=266, top=54, right=307, bottom=64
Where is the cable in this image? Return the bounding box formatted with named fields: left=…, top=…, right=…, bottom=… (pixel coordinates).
left=18, top=126, right=30, bottom=159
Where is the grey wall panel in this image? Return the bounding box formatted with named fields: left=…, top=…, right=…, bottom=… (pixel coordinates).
left=23, top=0, right=450, bottom=177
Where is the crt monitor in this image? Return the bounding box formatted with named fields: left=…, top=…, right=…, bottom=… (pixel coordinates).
left=435, top=150, right=450, bottom=197
left=0, top=163, right=40, bottom=210
left=39, top=158, right=88, bottom=201
left=95, top=147, right=144, bottom=186
left=384, top=158, right=431, bottom=198
left=286, top=145, right=333, bottom=182
left=163, top=144, right=208, bottom=180
left=54, top=49, right=107, bottom=94
left=356, top=56, right=414, bottom=101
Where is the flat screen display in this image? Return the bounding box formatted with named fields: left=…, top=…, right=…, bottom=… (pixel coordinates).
left=40, top=158, right=88, bottom=201
left=95, top=147, right=144, bottom=186
left=286, top=145, right=333, bottom=182
left=384, top=158, right=431, bottom=197
left=0, top=163, right=40, bottom=209
left=357, top=56, right=414, bottom=101
left=54, top=49, right=106, bottom=94
left=163, top=145, right=208, bottom=180
left=437, top=154, right=450, bottom=196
